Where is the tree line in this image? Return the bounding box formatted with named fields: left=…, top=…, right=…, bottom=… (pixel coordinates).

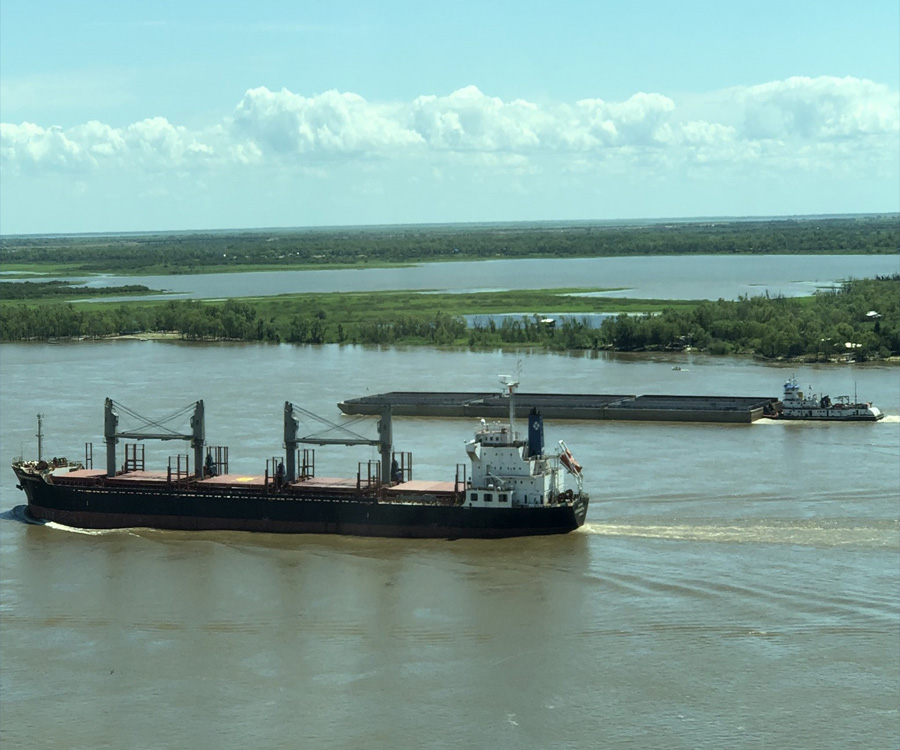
left=2, top=215, right=897, bottom=274
left=0, top=281, right=154, bottom=300
left=1, top=277, right=896, bottom=361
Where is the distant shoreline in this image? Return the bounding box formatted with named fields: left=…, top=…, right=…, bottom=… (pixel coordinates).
left=2, top=215, right=897, bottom=279
left=2, top=211, right=897, bottom=241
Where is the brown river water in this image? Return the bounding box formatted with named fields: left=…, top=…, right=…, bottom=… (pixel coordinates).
left=1, top=342, right=898, bottom=749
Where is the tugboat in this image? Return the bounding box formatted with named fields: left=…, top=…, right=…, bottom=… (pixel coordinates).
left=11, top=378, right=589, bottom=538
left=772, top=377, right=884, bottom=421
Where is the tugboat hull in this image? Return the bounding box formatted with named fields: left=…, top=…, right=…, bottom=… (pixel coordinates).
left=772, top=378, right=884, bottom=421
left=776, top=411, right=883, bottom=422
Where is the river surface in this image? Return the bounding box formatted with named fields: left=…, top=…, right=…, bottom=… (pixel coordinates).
left=61, top=254, right=900, bottom=302
left=1, top=341, right=898, bottom=749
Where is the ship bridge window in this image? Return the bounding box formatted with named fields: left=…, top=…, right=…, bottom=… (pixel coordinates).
left=470, top=492, right=478, bottom=503
left=499, top=493, right=508, bottom=503
left=484, top=493, right=493, bottom=502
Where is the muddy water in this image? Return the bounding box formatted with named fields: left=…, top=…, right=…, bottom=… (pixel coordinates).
left=1, top=342, right=898, bottom=749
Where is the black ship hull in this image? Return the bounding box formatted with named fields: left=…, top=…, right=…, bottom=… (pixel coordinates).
left=775, top=412, right=883, bottom=422
left=15, top=471, right=589, bottom=539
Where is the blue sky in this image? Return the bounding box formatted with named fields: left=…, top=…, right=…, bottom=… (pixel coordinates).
left=1, top=1, right=898, bottom=234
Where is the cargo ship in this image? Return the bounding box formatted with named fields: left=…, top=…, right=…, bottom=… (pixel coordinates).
left=11, top=379, right=589, bottom=538
left=770, top=377, right=884, bottom=421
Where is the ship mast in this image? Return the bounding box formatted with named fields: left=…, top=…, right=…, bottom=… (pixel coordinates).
left=103, top=398, right=205, bottom=478
left=36, top=413, right=44, bottom=461
left=499, top=374, right=520, bottom=440
left=287, top=402, right=394, bottom=484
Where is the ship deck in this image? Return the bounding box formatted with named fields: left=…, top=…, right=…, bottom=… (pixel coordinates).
left=47, top=469, right=456, bottom=495
left=385, top=480, right=457, bottom=494
left=52, top=468, right=106, bottom=482
left=338, top=391, right=779, bottom=423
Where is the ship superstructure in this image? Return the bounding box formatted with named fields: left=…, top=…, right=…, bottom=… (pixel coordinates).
left=775, top=377, right=884, bottom=421
left=464, top=377, right=583, bottom=509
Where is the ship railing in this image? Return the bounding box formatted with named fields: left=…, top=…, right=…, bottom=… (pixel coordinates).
left=298, top=448, right=315, bottom=479
left=167, top=454, right=190, bottom=484
left=267, top=456, right=287, bottom=492
left=124, top=443, right=145, bottom=473
left=454, top=463, right=467, bottom=495
left=204, top=445, right=229, bottom=477
left=358, top=460, right=382, bottom=490
left=391, top=451, right=413, bottom=484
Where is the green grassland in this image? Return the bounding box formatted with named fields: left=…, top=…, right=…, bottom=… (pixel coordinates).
left=248, top=288, right=667, bottom=319
left=1, top=278, right=897, bottom=361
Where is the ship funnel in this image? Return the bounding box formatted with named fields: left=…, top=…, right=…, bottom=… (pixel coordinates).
left=527, top=409, right=544, bottom=457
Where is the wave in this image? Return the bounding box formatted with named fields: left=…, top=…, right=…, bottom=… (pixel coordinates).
left=41, top=522, right=148, bottom=537
left=579, top=520, right=899, bottom=548
left=0, top=505, right=46, bottom=525
left=0, top=507, right=136, bottom=535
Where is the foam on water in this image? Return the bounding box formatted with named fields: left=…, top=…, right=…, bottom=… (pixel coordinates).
left=579, top=521, right=899, bottom=548
left=42, top=521, right=143, bottom=537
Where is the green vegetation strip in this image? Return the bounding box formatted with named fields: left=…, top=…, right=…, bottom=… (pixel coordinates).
left=1, top=278, right=897, bottom=361
left=0, top=280, right=161, bottom=300
left=2, top=215, right=897, bottom=276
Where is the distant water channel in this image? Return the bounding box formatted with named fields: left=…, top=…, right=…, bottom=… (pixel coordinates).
left=63, top=254, right=900, bottom=302
left=1, top=342, right=898, bottom=749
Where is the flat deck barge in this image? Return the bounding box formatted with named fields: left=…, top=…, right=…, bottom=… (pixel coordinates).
left=338, top=392, right=779, bottom=423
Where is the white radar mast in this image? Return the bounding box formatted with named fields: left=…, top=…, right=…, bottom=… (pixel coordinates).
left=498, top=361, right=523, bottom=439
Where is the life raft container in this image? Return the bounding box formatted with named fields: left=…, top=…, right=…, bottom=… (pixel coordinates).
left=560, top=448, right=582, bottom=475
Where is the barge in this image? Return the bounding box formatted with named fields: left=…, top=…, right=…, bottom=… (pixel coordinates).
left=339, top=391, right=779, bottom=424
left=12, top=380, right=589, bottom=538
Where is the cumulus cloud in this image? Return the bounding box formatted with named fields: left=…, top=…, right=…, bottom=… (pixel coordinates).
left=1, top=76, right=896, bottom=179
left=232, top=87, right=423, bottom=155
left=572, top=92, right=677, bottom=147
left=409, top=86, right=547, bottom=151
left=1, top=116, right=218, bottom=174
left=0, top=121, right=109, bottom=172
left=738, top=76, right=899, bottom=140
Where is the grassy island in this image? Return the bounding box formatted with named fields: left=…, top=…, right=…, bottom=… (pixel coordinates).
left=1, top=217, right=897, bottom=361
left=1, top=277, right=897, bottom=361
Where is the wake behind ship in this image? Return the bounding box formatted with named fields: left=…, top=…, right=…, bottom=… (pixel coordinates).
left=12, top=380, right=589, bottom=538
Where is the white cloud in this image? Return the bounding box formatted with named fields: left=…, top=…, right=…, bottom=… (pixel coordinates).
left=2, top=117, right=221, bottom=175
left=410, top=86, right=546, bottom=151
left=573, top=92, right=677, bottom=147
left=738, top=76, right=899, bottom=140
left=126, top=117, right=216, bottom=167
left=0, top=122, right=89, bottom=171
left=232, top=87, right=423, bottom=156
left=1, top=77, right=896, bottom=183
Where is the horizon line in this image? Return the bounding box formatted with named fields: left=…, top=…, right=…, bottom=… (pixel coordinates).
left=2, top=211, right=898, bottom=240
